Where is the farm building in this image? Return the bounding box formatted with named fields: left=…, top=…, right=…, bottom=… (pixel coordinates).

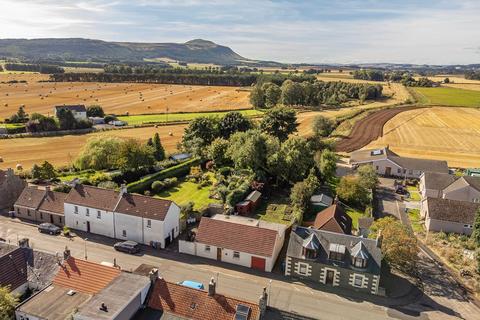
left=350, top=147, right=449, bottom=178
left=236, top=190, right=262, bottom=215
left=64, top=183, right=180, bottom=248
left=179, top=214, right=286, bottom=272
left=14, top=186, right=67, bottom=226
left=54, top=104, right=87, bottom=121
left=285, top=226, right=382, bottom=295
left=0, top=168, right=26, bottom=211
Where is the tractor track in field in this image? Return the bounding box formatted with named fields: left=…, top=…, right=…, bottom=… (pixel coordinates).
left=335, top=106, right=425, bottom=153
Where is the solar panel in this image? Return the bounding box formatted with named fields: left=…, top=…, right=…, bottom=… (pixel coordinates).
left=235, top=304, right=251, bottom=320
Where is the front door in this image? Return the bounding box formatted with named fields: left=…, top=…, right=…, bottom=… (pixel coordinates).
left=385, top=167, right=392, bottom=176
left=86, top=221, right=91, bottom=233
left=217, top=248, right=222, bottom=261
left=50, top=214, right=54, bottom=224
left=325, top=270, right=335, bottom=285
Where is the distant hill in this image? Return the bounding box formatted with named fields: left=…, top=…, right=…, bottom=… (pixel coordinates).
left=0, top=38, right=281, bottom=66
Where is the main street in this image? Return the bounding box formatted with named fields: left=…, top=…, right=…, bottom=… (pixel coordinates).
left=0, top=215, right=476, bottom=320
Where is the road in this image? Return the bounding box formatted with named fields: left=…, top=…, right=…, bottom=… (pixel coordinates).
left=375, top=178, right=480, bottom=320
left=0, top=216, right=431, bottom=320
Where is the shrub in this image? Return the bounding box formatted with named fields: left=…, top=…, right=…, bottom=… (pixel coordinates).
left=152, top=180, right=165, bottom=193
left=97, top=181, right=118, bottom=190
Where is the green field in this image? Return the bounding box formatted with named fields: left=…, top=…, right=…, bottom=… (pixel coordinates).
left=412, top=87, right=480, bottom=107
left=118, top=109, right=263, bottom=125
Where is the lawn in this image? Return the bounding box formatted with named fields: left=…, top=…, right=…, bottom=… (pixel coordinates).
left=412, top=87, right=480, bottom=107
left=253, top=192, right=293, bottom=225
left=155, top=173, right=219, bottom=211
left=118, top=109, right=263, bottom=125
left=345, top=208, right=367, bottom=230
left=406, top=186, right=421, bottom=201
left=407, top=209, right=424, bottom=234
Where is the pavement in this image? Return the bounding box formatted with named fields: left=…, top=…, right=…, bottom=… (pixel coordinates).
left=0, top=215, right=450, bottom=320
left=375, top=178, right=480, bottom=320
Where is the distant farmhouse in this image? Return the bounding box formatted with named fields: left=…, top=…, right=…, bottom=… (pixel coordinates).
left=54, top=104, right=87, bottom=121
left=350, top=147, right=449, bottom=178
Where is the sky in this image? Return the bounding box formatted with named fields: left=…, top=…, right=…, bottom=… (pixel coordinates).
left=0, top=0, right=479, bottom=65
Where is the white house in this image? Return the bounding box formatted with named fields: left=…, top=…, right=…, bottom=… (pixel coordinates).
left=350, top=147, right=449, bottom=178
left=54, top=105, right=88, bottom=121
left=64, top=184, right=180, bottom=248
left=179, top=214, right=286, bottom=272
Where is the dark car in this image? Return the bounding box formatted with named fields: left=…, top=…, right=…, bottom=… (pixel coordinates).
left=38, top=223, right=61, bottom=235
left=395, top=185, right=409, bottom=196
left=113, top=240, right=141, bottom=254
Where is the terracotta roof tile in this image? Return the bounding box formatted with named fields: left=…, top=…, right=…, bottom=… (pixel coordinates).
left=0, top=247, right=28, bottom=291
left=38, top=191, right=67, bottom=215
left=148, top=279, right=260, bottom=320
left=65, top=185, right=119, bottom=211
left=53, top=257, right=121, bottom=294
left=115, top=193, right=173, bottom=221
left=15, top=186, right=45, bottom=209
left=313, top=204, right=352, bottom=235
left=196, top=217, right=278, bottom=257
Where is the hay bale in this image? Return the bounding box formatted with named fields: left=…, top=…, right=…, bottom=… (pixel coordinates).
left=16, top=164, right=23, bottom=171
left=0, top=157, right=3, bottom=163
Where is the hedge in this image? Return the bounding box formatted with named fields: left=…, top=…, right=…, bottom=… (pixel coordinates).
left=127, top=158, right=200, bottom=193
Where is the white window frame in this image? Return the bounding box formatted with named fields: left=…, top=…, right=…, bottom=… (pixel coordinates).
left=86, top=208, right=90, bottom=217
left=97, top=211, right=101, bottom=219
left=122, top=230, right=127, bottom=237
left=353, top=274, right=364, bottom=288
left=74, top=206, right=78, bottom=214
left=205, top=245, right=211, bottom=252
left=233, top=251, right=240, bottom=259
left=297, top=262, right=309, bottom=276
left=147, top=219, right=152, bottom=228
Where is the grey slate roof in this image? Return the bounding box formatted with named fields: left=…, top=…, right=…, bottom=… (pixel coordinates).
left=426, top=197, right=480, bottom=224
left=245, top=190, right=261, bottom=202
left=310, top=194, right=333, bottom=206
left=287, top=226, right=381, bottom=274
left=463, top=176, right=480, bottom=192
left=423, top=172, right=458, bottom=191
left=54, top=104, right=87, bottom=112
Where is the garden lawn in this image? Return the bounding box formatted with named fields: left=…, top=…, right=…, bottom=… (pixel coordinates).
left=155, top=174, right=219, bottom=211
left=253, top=192, right=293, bottom=225
left=408, top=209, right=424, bottom=234
left=413, top=87, right=480, bottom=107
left=406, top=186, right=421, bottom=201
left=346, top=208, right=366, bottom=230
left=118, top=109, right=263, bottom=125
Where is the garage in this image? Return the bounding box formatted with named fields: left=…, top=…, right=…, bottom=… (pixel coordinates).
left=251, top=256, right=266, bottom=271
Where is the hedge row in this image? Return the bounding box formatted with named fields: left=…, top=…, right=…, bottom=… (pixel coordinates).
left=127, top=158, right=199, bottom=193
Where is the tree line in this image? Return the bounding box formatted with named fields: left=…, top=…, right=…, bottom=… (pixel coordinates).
left=353, top=69, right=438, bottom=87
left=465, top=70, right=480, bottom=80
left=4, top=63, right=64, bottom=74
left=250, top=79, right=383, bottom=108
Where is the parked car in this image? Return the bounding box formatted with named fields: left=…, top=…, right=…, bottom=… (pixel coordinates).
left=113, top=240, right=140, bottom=254
left=395, top=185, right=408, bottom=195
left=38, top=223, right=61, bottom=235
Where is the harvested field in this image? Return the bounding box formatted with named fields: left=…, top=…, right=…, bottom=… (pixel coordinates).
left=335, top=106, right=423, bottom=152
left=0, top=80, right=251, bottom=119
left=0, top=72, right=49, bottom=83
left=366, top=107, right=480, bottom=168
left=0, top=124, right=186, bottom=169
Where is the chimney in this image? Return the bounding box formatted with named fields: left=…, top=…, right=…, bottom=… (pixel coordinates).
left=63, top=246, right=71, bottom=261
left=208, top=277, right=216, bottom=296
left=18, top=238, right=29, bottom=248
left=333, top=195, right=339, bottom=204
left=120, top=184, right=128, bottom=195
left=259, top=287, right=268, bottom=318
left=45, top=185, right=51, bottom=192
left=149, top=268, right=159, bottom=284
left=70, top=178, right=80, bottom=188
left=376, top=230, right=383, bottom=249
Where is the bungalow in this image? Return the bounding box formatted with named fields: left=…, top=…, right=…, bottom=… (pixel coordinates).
left=421, top=197, right=480, bottom=235
left=14, top=186, right=67, bottom=226
left=236, top=190, right=262, bottom=216
left=54, top=104, right=87, bottom=121
left=0, top=168, right=26, bottom=211
left=312, top=204, right=352, bottom=235
left=350, top=147, right=449, bottom=178
left=64, top=184, right=180, bottom=248
left=285, top=226, right=382, bottom=295
left=179, top=214, right=286, bottom=272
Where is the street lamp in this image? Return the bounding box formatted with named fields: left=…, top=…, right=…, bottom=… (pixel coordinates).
left=267, top=280, right=272, bottom=306
left=84, top=238, right=88, bottom=260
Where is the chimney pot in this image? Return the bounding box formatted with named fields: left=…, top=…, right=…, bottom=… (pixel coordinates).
left=63, top=246, right=71, bottom=261
left=149, top=268, right=159, bottom=283
left=208, top=277, right=216, bottom=296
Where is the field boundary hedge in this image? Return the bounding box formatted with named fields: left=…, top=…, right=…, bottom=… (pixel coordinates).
left=127, top=158, right=200, bottom=193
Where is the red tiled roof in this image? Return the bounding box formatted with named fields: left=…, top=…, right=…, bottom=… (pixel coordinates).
left=196, top=217, right=278, bottom=257
left=65, top=185, right=119, bottom=211
left=148, top=279, right=260, bottom=320
left=0, top=247, right=28, bottom=291
left=53, top=257, right=121, bottom=294
left=15, top=186, right=45, bottom=209
left=313, top=204, right=352, bottom=235
left=115, top=193, right=173, bottom=221
left=38, top=191, right=67, bottom=215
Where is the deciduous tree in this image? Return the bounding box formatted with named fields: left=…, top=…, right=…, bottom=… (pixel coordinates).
left=471, top=208, right=480, bottom=247
left=86, top=105, right=105, bottom=117
left=152, top=133, right=166, bottom=161
left=357, top=164, right=379, bottom=190
left=117, top=138, right=155, bottom=171
left=312, top=115, right=334, bottom=137
left=219, top=111, right=252, bottom=139
left=0, top=286, right=17, bottom=319
left=259, top=107, right=297, bottom=142
left=315, top=149, right=337, bottom=182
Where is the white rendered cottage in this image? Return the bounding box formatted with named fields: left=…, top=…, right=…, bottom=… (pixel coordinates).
left=64, top=184, right=180, bottom=248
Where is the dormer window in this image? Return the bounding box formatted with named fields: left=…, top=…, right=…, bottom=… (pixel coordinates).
left=302, top=233, right=320, bottom=260
left=352, top=257, right=367, bottom=268
left=303, top=248, right=317, bottom=259
left=351, top=241, right=369, bottom=269
left=328, top=243, right=345, bottom=262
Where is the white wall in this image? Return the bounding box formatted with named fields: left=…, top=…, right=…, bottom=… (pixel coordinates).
left=179, top=240, right=196, bottom=255
left=64, top=203, right=115, bottom=238
left=143, top=218, right=164, bottom=247
left=114, top=212, right=144, bottom=243
left=164, top=203, right=181, bottom=239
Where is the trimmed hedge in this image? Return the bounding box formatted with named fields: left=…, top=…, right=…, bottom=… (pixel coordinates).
left=127, top=158, right=199, bottom=193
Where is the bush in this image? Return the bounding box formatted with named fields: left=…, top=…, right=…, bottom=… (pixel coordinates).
left=97, top=181, right=118, bottom=190
left=52, top=184, right=72, bottom=193
left=152, top=180, right=165, bottom=193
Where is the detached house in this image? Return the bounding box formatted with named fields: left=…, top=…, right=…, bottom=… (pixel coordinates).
left=285, top=226, right=382, bottom=295
left=64, top=184, right=180, bottom=248
left=14, top=186, right=67, bottom=226
left=350, top=147, right=449, bottom=178
left=54, top=105, right=87, bottom=121
left=180, top=214, right=286, bottom=272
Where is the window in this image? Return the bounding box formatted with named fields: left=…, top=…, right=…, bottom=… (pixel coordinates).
left=397, top=168, right=402, bottom=174
left=352, top=257, right=367, bottom=268
left=329, top=251, right=344, bottom=262
left=353, top=275, right=363, bottom=288
left=474, top=198, right=480, bottom=203
left=122, top=230, right=127, bottom=237
left=59, top=217, right=62, bottom=223
left=304, top=248, right=317, bottom=259
left=464, top=224, right=473, bottom=229
left=86, top=209, right=90, bottom=217
left=74, top=206, right=78, bottom=214
left=40, top=212, right=43, bottom=219
left=297, top=263, right=308, bottom=275
left=233, top=251, right=240, bottom=259
left=205, top=245, right=211, bottom=252
left=147, top=219, right=151, bottom=228
left=408, top=170, right=413, bottom=175
left=27, top=209, right=31, bottom=216
left=97, top=211, right=101, bottom=219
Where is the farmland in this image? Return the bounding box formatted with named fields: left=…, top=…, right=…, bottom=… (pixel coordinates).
left=365, top=107, right=480, bottom=168
left=0, top=124, right=186, bottom=169
left=0, top=78, right=251, bottom=120
left=411, top=87, right=480, bottom=107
